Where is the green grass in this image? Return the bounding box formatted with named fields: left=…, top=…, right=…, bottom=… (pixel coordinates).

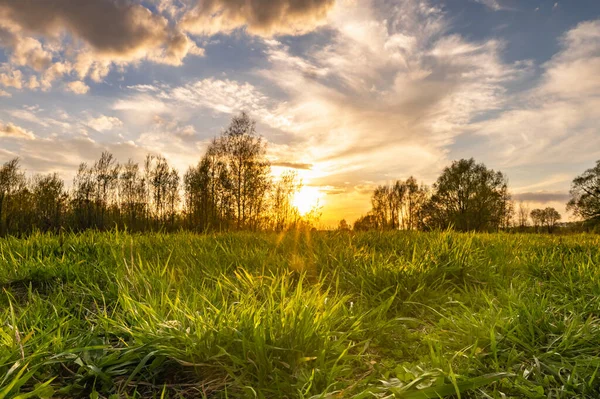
left=1, top=230, right=600, bottom=398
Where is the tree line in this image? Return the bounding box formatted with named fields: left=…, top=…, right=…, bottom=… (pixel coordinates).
left=2, top=111, right=600, bottom=236
left=352, top=158, right=600, bottom=233
left=0, top=113, right=312, bottom=236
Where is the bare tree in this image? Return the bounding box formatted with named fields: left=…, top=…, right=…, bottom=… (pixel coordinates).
left=270, top=170, right=301, bottom=232
left=517, top=201, right=529, bottom=230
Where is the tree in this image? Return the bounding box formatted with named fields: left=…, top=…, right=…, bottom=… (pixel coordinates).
left=146, top=155, right=179, bottom=227
left=530, top=208, right=545, bottom=232
left=0, top=158, right=26, bottom=235
left=30, top=173, right=66, bottom=232
left=530, top=207, right=561, bottom=233
left=353, top=214, right=378, bottom=231
left=183, top=113, right=270, bottom=231
left=119, top=160, right=147, bottom=230
left=567, top=160, right=600, bottom=225
left=93, top=151, right=120, bottom=228
left=516, top=201, right=529, bottom=230
left=222, top=112, right=271, bottom=230
left=269, top=171, right=301, bottom=232
left=72, top=162, right=95, bottom=230
left=423, top=158, right=511, bottom=231
left=398, top=177, right=428, bottom=230
left=338, top=219, right=351, bottom=231
left=544, top=207, right=561, bottom=233
left=369, top=177, right=428, bottom=230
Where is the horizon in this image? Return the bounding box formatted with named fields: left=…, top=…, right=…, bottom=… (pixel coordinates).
left=1, top=0, right=600, bottom=226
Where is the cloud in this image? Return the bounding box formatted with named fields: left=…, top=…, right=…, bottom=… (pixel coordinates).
left=0, top=27, right=53, bottom=71
left=0, top=65, right=22, bottom=88
left=473, top=0, right=510, bottom=11
left=112, top=0, right=527, bottom=225
left=0, top=121, right=35, bottom=140
left=513, top=191, right=570, bottom=203
left=86, top=115, right=123, bottom=131
left=7, top=109, right=49, bottom=127
left=272, top=161, right=313, bottom=170
left=181, top=0, right=335, bottom=36
left=0, top=0, right=204, bottom=90
left=66, top=80, right=90, bottom=94
left=470, top=19, right=600, bottom=170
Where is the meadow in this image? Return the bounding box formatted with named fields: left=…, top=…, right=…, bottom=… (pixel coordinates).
left=1, top=230, right=600, bottom=398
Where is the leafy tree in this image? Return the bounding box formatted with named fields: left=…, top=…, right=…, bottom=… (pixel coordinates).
left=423, top=158, right=511, bottom=231
left=353, top=214, right=378, bottom=231
left=30, top=173, right=66, bottom=232
left=183, top=113, right=271, bottom=231
left=530, top=207, right=561, bottom=233
left=530, top=208, right=545, bottom=232
left=221, top=112, right=271, bottom=230
left=370, top=177, right=428, bottom=230
left=119, top=160, right=147, bottom=230
left=544, top=207, right=561, bottom=233
left=0, top=158, right=26, bottom=235
left=146, top=155, right=179, bottom=227
left=399, top=177, right=429, bottom=230
left=93, top=151, right=120, bottom=228
left=567, top=160, right=600, bottom=225
left=338, top=219, right=351, bottom=231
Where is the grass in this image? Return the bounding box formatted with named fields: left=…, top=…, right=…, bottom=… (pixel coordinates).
left=1, top=230, right=600, bottom=398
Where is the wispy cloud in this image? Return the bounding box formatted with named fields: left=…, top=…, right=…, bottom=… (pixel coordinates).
left=0, top=121, right=35, bottom=140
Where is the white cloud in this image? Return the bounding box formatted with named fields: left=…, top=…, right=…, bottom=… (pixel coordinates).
left=66, top=80, right=89, bottom=95
left=471, top=19, right=600, bottom=169
left=86, top=115, right=123, bottom=132
left=0, top=65, right=22, bottom=89
left=473, top=0, right=509, bottom=11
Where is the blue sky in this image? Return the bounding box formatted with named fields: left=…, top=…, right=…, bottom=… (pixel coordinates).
left=0, top=0, right=599, bottom=225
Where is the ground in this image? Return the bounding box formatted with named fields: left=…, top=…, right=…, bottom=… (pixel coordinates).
left=1, top=230, right=600, bottom=398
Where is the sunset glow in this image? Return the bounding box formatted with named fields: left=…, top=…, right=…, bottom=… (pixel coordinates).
left=0, top=0, right=598, bottom=226
left=292, top=186, right=323, bottom=216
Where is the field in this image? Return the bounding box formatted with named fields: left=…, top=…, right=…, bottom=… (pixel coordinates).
left=1, top=231, right=600, bottom=398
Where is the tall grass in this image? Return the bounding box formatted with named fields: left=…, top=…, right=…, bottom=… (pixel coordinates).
left=1, top=230, right=599, bottom=398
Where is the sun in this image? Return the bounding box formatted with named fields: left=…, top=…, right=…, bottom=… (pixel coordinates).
left=292, top=186, right=322, bottom=215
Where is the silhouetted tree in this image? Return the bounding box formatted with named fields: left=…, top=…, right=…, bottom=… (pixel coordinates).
left=423, top=158, right=511, bottom=231
left=0, top=158, right=25, bottom=235
left=516, top=201, right=529, bottom=230
left=338, top=219, right=350, bottom=231
left=31, top=173, right=66, bottom=232
left=94, top=151, right=120, bottom=228
left=370, top=177, right=428, bottom=230
left=221, top=112, right=271, bottom=230
left=353, top=214, right=378, bottom=231
left=530, top=207, right=561, bottom=233
left=269, top=171, right=301, bottom=232
left=530, top=208, right=545, bottom=232
left=567, top=160, right=600, bottom=225
left=544, top=207, right=561, bottom=233
left=119, top=160, right=147, bottom=230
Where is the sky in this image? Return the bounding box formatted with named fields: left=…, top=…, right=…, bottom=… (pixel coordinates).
left=0, top=0, right=599, bottom=226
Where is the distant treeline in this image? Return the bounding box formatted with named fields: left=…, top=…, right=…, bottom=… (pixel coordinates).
left=0, top=113, right=313, bottom=236
left=349, top=158, right=600, bottom=233
left=1, top=112, right=599, bottom=236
